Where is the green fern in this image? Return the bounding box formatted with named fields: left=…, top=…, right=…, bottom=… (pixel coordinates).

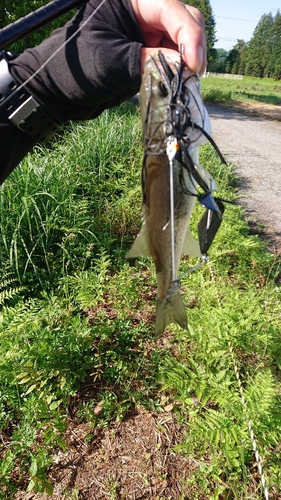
left=0, top=276, right=24, bottom=306
left=61, top=250, right=111, bottom=309
left=160, top=355, right=236, bottom=411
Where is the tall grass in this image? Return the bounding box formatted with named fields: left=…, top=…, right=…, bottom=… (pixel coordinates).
left=0, top=102, right=142, bottom=290
left=202, top=75, right=281, bottom=105
left=0, top=103, right=280, bottom=498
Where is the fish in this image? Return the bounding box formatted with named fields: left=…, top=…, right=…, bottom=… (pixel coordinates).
left=127, top=51, right=216, bottom=339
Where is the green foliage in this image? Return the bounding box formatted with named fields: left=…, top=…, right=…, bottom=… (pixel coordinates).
left=0, top=103, right=142, bottom=291
left=182, top=0, right=217, bottom=65
left=244, top=13, right=275, bottom=78
left=208, top=47, right=228, bottom=73
left=224, top=39, right=247, bottom=75
left=0, top=104, right=280, bottom=497
left=0, top=0, right=77, bottom=52
left=201, top=74, right=281, bottom=105
left=0, top=275, right=24, bottom=305
left=213, top=10, right=281, bottom=80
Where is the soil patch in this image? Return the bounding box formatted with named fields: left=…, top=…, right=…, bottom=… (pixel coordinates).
left=215, top=99, right=281, bottom=122
left=15, top=407, right=203, bottom=500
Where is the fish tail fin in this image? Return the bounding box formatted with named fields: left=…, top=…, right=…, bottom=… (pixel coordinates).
left=155, top=291, right=187, bottom=340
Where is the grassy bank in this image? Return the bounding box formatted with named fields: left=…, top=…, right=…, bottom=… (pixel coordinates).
left=0, top=103, right=280, bottom=499
left=202, top=75, right=281, bottom=106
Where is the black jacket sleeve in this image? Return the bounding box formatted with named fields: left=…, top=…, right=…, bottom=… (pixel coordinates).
left=0, top=0, right=144, bottom=183
left=9, top=0, right=145, bottom=123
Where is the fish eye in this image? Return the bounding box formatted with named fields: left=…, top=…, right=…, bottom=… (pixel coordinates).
left=158, top=81, right=168, bottom=96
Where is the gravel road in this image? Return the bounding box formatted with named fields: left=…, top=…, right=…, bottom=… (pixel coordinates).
left=206, top=104, right=281, bottom=250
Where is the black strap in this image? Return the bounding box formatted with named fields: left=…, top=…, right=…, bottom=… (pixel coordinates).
left=0, top=53, right=61, bottom=143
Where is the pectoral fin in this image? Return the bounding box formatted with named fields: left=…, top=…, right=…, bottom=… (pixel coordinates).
left=189, top=148, right=218, bottom=191
left=195, top=163, right=219, bottom=191
left=126, top=223, right=151, bottom=258
left=182, top=228, right=202, bottom=257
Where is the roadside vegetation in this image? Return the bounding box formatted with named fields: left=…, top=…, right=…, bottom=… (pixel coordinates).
left=0, top=101, right=280, bottom=499
left=202, top=75, right=281, bottom=106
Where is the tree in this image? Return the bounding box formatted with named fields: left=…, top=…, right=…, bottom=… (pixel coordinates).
left=269, top=10, right=281, bottom=79
left=208, top=48, right=228, bottom=73
left=237, top=42, right=247, bottom=75
left=224, top=39, right=246, bottom=74
left=0, top=0, right=75, bottom=52
left=182, top=0, right=217, bottom=66
left=244, top=13, right=274, bottom=77
left=222, top=10, right=281, bottom=79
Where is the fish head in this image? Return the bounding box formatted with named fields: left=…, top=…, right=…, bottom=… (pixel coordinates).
left=140, top=52, right=212, bottom=154
left=139, top=52, right=175, bottom=147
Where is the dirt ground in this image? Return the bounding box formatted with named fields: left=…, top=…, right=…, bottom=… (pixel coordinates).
left=16, top=407, right=200, bottom=500
left=14, top=101, right=281, bottom=500
left=225, top=100, right=281, bottom=122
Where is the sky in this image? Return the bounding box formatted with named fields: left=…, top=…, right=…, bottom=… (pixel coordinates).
left=210, top=0, right=280, bottom=51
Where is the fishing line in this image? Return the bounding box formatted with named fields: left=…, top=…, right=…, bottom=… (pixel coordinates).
left=207, top=259, right=270, bottom=500
left=166, top=136, right=178, bottom=284
left=0, top=0, right=108, bottom=106
left=169, top=158, right=176, bottom=283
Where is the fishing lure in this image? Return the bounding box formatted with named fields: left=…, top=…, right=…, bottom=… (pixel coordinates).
left=159, top=45, right=229, bottom=259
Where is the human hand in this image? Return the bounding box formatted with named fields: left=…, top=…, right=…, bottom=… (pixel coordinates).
left=131, top=0, right=207, bottom=75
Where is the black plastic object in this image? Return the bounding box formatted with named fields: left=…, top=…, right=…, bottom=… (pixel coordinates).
left=0, top=0, right=86, bottom=50
left=197, top=199, right=225, bottom=254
